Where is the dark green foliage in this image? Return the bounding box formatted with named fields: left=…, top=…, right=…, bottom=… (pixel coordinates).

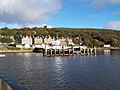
left=0, top=38, right=13, bottom=43
left=73, top=38, right=80, bottom=45
left=0, top=27, right=120, bottom=47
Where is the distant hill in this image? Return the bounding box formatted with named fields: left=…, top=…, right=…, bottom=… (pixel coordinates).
left=0, top=27, right=120, bottom=47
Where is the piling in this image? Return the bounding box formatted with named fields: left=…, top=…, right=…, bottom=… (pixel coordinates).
left=43, top=47, right=96, bottom=56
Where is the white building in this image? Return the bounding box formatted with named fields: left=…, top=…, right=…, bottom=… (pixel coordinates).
left=34, top=37, right=43, bottom=45
left=51, top=37, right=74, bottom=50
left=21, top=36, right=32, bottom=48
left=44, top=36, right=55, bottom=44
left=19, top=35, right=75, bottom=49
left=104, top=44, right=111, bottom=48
left=67, top=39, right=75, bottom=45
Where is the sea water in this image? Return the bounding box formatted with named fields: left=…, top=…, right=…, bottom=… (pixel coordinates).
left=0, top=50, right=120, bottom=90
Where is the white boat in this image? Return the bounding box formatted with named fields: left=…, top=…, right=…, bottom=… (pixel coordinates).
left=0, top=54, right=6, bottom=57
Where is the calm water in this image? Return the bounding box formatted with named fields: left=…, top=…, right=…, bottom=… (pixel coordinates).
left=0, top=51, right=120, bottom=90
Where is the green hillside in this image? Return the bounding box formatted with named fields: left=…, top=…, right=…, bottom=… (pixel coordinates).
left=0, top=27, right=120, bottom=47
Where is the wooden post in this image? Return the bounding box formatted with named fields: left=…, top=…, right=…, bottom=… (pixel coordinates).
left=59, top=49, right=60, bottom=56
left=72, top=47, right=74, bottom=55
left=90, top=49, right=92, bottom=55
left=94, top=47, right=96, bottom=55
left=68, top=49, right=70, bottom=56
left=54, top=49, right=56, bottom=56
left=44, top=44, right=47, bottom=56
left=80, top=49, right=82, bottom=55
left=63, top=49, right=65, bottom=56
left=87, top=49, right=89, bottom=55
left=43, top=49, right=45, bottom=56
left=50, top=49, right=52, bottom=56
left=84, top=48, right=85, bottom=55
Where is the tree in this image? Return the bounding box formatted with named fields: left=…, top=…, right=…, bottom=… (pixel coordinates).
left=0, top=38, right=13, bottom=43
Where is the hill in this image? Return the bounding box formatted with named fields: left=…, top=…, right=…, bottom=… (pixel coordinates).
left=0, top=27, right=120, bottom=47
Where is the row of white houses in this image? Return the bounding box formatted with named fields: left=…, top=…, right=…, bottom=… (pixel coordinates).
left=16, top=35, right=111, bottom=49
left=17, top=36, right=75, bottom=49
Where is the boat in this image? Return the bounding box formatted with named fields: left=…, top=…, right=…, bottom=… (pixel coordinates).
left=0, top=77, right=22, bottom=90
left=0, top=54, right=6, bottom=57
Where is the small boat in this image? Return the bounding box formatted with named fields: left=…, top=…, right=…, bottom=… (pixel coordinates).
left=0, top=77, right=22, bottom=90
left=0, top=54, right=6, bottom=57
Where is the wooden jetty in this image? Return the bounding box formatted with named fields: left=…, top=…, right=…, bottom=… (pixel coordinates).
left=43, top=48, right=96, bottom=56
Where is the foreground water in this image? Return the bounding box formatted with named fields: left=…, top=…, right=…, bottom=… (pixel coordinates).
left=0, top=51, right=120, bottom=90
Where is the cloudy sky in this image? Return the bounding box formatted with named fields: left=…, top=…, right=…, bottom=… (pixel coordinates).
left=0, top=0, right=120, bottom=29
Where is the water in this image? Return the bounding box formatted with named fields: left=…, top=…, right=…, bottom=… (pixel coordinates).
left=0, top=51, right=120, bottom=90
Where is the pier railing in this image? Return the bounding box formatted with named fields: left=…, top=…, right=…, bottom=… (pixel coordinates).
left=43, top=48, right=96, bottom=56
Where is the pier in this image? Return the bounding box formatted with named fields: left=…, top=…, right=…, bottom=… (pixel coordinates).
left=43, top=48, right=96, bottom=56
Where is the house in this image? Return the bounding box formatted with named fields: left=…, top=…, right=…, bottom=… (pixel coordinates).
left=51, top=37, right=74, bottom=50
left=18, top=35, right=75, bottom=49
left=21, top=36, right=33, bottom=48
left=44, top=36, right=55, bottom=44
left=67, top=38, right=75, bottom=45
left=104, top=44, right=111, bottom=48
left=34, top=37, right=43, bottom=45
left=0, top=35, right=15, bottom=45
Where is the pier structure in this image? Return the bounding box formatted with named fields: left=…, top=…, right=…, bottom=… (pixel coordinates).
left=43, top=46, right=96, bottom=56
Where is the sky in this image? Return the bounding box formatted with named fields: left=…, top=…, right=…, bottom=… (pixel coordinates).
left=0, top=0, right=120, bottom=29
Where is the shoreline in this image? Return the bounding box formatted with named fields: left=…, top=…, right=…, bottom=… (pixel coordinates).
left=0, top=47, right=120, bottom=53
left=0, top=50, right=33, bottom=53
left=96, top=47, right=120, bottom=51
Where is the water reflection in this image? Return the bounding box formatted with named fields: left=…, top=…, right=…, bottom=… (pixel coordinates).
left=104, top=50, right=111, bottom=55
left=54, top=57, right=63, bottom=69
left=23, top=58, right=32, bottom=72
left=52, top=57, right=67, bottom=89
left=24, top=53, right=32, bottom=57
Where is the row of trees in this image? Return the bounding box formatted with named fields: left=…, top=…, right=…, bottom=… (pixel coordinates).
left=0, top=27, right=120, bottom=47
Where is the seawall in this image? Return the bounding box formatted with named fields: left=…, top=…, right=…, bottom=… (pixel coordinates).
left=0, top=50, right=33, bottom=53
